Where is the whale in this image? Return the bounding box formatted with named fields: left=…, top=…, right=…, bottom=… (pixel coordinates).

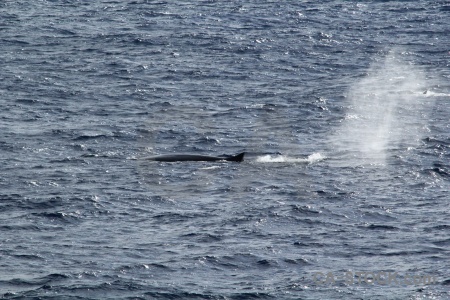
left=146, top=152, right=245, bottom=162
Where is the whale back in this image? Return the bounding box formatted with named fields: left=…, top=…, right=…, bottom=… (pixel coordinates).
left=147, top=152, right=245, bottom=162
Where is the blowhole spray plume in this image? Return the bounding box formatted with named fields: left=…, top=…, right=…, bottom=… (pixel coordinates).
left=331, top=49, right=433, bottom=166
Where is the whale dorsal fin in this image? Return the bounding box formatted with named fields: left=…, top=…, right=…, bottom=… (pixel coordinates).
left=225, top=152, right=245, bottom=162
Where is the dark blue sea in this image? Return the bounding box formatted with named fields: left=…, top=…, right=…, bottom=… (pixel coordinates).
left=1, top=1, right=449, bottom=299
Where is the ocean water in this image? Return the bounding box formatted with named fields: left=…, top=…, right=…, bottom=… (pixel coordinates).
left=1, top=1, right=449, bottom=299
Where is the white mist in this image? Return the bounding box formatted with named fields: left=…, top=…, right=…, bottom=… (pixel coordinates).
left=331, top=50, right=432, bottom=165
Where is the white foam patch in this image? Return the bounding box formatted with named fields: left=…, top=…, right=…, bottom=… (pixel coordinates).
left=256, top=152, right=325, bottom=163
left=422, top=91, right=450, bottom=97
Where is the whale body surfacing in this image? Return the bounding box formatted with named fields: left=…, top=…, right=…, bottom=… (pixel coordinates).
left=146, top=152, right=245, bottom=162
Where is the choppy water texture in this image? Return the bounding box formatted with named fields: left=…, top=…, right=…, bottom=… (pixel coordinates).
left=1, top=1, right=449, bottom=299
